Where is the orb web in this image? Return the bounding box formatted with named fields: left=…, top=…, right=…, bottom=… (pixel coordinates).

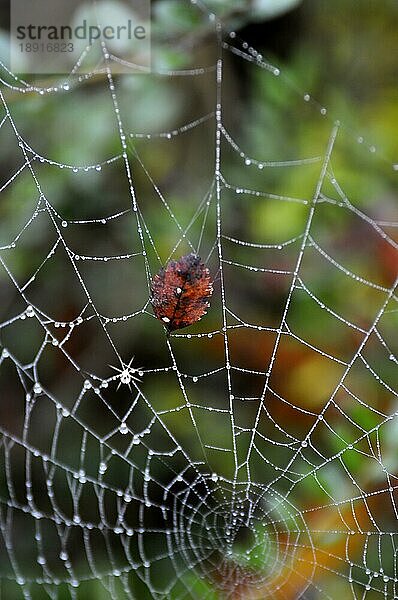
left=0, top=1, right=397, bottom=599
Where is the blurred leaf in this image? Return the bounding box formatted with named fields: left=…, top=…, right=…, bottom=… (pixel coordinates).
left=252, top=0, right=302, bottom=20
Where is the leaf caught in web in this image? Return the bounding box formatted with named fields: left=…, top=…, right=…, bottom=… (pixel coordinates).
left=151, top=253, right=213, bottom=331
left=1, top=0, right=397, bottom=597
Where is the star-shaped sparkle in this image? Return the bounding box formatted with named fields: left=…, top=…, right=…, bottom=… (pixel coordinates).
left=109, top=357, right=143, bottom=391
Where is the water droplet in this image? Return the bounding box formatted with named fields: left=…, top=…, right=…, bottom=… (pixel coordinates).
left=119, top=422, right=128, bottom=435
left=120, top=370, right=131, bottom=385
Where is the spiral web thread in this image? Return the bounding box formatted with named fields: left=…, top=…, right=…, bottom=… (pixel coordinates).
left=0, top=1, right=398, bottom=598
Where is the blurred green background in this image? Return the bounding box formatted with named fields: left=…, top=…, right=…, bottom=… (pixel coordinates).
left=0, top=0, right=397, bottom=598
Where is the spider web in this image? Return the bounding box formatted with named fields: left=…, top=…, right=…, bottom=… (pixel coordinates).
left=0, top=1, right=398, bottom=599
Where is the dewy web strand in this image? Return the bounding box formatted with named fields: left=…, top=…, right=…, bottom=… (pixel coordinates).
left=0, top=1, right=397, bottom=599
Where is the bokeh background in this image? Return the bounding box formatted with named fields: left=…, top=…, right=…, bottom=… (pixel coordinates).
left=0, top=0, right=397, bottom=598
